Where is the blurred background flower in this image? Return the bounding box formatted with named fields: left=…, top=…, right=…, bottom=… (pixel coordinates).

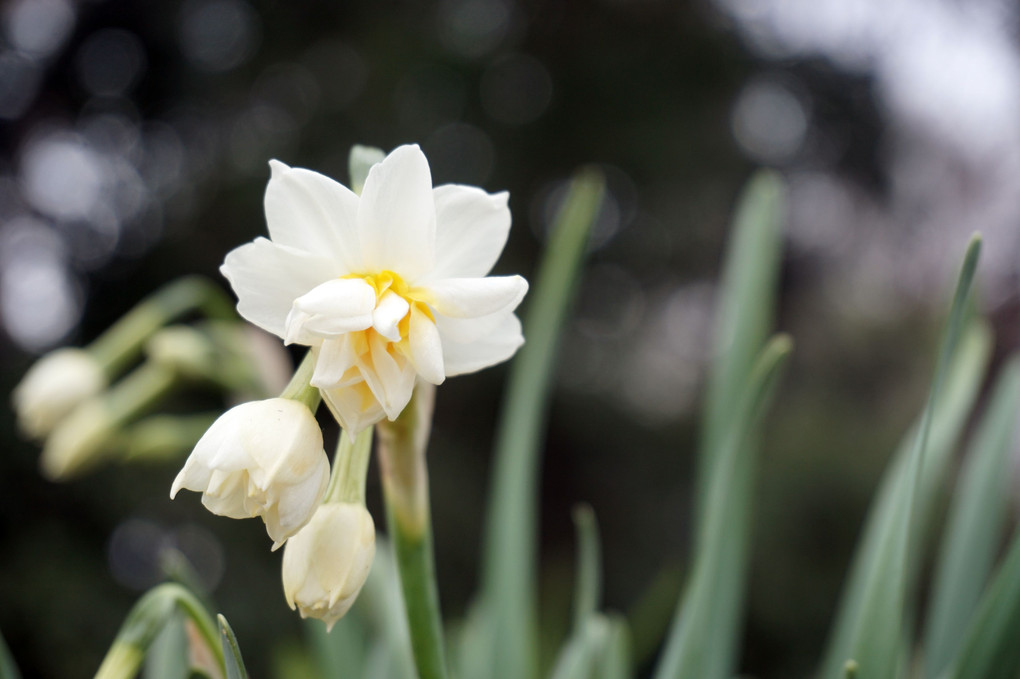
left=2, top=0, right=1019, bottom=676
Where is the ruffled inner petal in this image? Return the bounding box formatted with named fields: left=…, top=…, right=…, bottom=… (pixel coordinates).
left=372, top=290, right=410, bottom=342
left=287, top=279, right=377, bottom=342
left=409, top=305, right=445, bottom=384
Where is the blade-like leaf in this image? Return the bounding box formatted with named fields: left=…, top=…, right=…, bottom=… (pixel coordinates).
left=654, top=335, right=793, bottom=679
left=922, top=356, right=1020, bottom=677
left=820, top=235, right=982, bottom=679
left=943, top=526, right=1020, bottom=679
left=695, top=171, right=784, bottom=528
left=549, top=615, right=632, bottom=679
left=477, top=169, right=605, bottom=679
left=0, top=628, right=21, bottom=679
left=218, top=614, right=248, bottom=679
left=143, top=612, right=188, bottom=679
left=572, top=505, right=602, bottom=631
left=818, top=319, right=991, bottom=679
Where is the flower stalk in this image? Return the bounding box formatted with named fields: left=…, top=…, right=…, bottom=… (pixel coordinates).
left=325, top=426, right=374, bottom=504
left=89, top=276, right=235, bottom=379
left=280, top=350, right=322, bottom=413
left=375, top=382, right=448, bottom=679
left=41, top=361, right=179, bottom=480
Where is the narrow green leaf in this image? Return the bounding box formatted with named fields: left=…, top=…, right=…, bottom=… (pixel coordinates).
left=549, top=615, right=632, bottom=679
left=478, top=168, right=605, bottom=679
left=572, top=505, right=602, bottom=631
left=943, top=526, right=1020, bottom=679
left=654, top=335, right=793, bottom=679
left=143, top=612, right=188, bottom=679
left=922, top=356, right=1020, bottom=677
left=0, top=628, right=21, bottom=679
left=818, top=321, right=991, bottom=679
left=218, top=614, right=248, bottom=679
left=696, top=171, right=784, bottom=528
left=95, top=583, right=222, bottom=679
left=822, top=235, right=982, bottom=679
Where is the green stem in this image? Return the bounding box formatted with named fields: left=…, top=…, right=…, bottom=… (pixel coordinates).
left=325, top=427, right=374, bottom=504
left=280, top=350, right=321, bottom=412
left=89, top=276, right=235, bottom=378
left=376, top=383, right=448, bottom=679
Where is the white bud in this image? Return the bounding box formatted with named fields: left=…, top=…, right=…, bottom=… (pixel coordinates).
left=12, top=348, right=106, bottom=439
left=40, top=400, right=117, bottom=480
left=282, top=502, right=376, bottom=631
left=170, top=398, right=330, bottom=549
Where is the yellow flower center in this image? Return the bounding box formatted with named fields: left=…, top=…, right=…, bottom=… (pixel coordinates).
left=343, top=270, right=435, bottom=347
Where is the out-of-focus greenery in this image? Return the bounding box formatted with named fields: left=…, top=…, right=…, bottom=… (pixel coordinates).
left=1, top=2, right=1015, bottom=678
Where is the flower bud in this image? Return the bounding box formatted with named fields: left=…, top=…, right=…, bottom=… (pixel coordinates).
left=12, top=348, right=106, bottom=439
left=40, top=400, right=118, bottom=480
left=282, top=502, right=376, bottom=631
left=170, top=398, right=330, bottom=549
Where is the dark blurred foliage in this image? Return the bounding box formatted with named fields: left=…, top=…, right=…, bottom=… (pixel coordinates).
left=2, top=0, right=1019, bottom=677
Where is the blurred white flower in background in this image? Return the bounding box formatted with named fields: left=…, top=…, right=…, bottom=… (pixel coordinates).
left=11, top=347, right=104, bottom=438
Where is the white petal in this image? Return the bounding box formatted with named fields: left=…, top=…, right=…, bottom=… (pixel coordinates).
left=435, top=309, right=511, bottom=344
left=429, top=185, right=511, bottom=280
left=265, top=160, right=363, bottom=273
left=443, top=313, right=524, bottom=376
left=311, top=337, right=359, bottom=388
left=221, top=238, right=338, bottom=339
left=267, top=453, right=331, bottom=550
left=409, top=306, right=445, bottom=385
left=288, top=279, right=376, bottom=340
left=372, top=290, right=410, bottom=342
left=320, top=380, right=386, bottom=434
left=357, top=333, right=416, bottom=420
left=420, top=275, right=528, bottom=318
left=358, top=145, right=436, bottom=280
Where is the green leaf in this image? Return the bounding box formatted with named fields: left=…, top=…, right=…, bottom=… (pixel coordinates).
left=549, top=615, right=632, bottom=679
left=818, top=235, right=982, bottom=679
left=143, top=612, right=188, bottom=679
left=695, top=171, right=784, bottom=529
left=476, top=168, right=605, bottom=679
left=0, top=628, right=21, bottom=679
left=818, top=320, right=991, bottom=679
left=218, top=614, right=248, bottom=679
left=653, top=335, right=793, bottom=679
left=572, top=505, right=602, bottom=631
left=95, top=583, right=222, bottom=679
left=922, top=356, right=1020, bottom=677
left=943, top=526, right=1020, bottom=679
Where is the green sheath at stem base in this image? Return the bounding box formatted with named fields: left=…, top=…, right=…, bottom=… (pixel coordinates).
left=376, top=383, right=449, bottom=679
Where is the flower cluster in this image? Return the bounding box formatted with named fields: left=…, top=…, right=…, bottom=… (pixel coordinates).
left=170, top=144, right=527, bottom=626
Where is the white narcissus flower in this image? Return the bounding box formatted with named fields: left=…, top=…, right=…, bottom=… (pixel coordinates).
left=170, top=398, right=330, bottom=548
left=220, top=144, right=528, bottom=433
left=12, top=348, right=106, bottom=439
left=282, top=502, right=376, bottom=631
